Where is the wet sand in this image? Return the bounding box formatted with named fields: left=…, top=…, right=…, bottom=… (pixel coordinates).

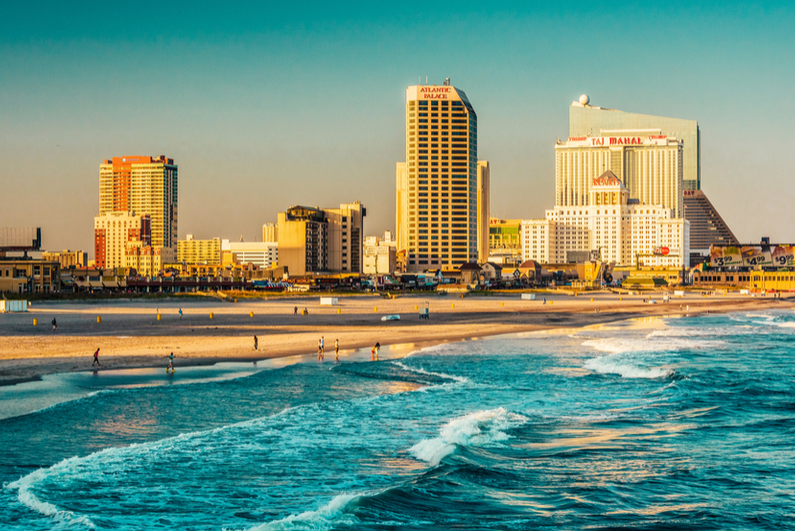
left=0, top=292, right=791, bottom=385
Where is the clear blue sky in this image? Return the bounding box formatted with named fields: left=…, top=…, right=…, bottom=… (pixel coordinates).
left=2, top=1, right=794, bottom=254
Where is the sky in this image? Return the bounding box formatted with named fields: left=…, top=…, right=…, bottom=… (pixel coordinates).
left=1, top=1, right=794, bottom=256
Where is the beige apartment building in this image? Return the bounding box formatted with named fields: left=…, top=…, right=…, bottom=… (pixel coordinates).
left=396, top=81, right=489, bottom=272
left=277, top=202, right=364, bottom=276
left=93, top=212, right=151, bottom=270
left=363, top=233, right=397, bottom=275
left=177, top=235, right=221, bottom=265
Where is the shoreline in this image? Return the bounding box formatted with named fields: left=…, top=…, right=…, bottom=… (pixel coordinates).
left=1, top=294, right=791, bottom=386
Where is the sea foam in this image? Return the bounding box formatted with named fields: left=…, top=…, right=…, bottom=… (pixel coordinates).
left=409, top=407, right=527, bottom=466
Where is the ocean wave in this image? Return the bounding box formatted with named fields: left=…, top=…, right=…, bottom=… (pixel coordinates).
left=409, top=407, right=527, bottom=466
left=7, top=456, right=97, bottom=530
left=390, top=361, right=469, bottom=384
left=582, top=335, right=724, bottom=354
left=242, top=492, right=361, bottom=531
left=584, top=355, right=672, bottom=379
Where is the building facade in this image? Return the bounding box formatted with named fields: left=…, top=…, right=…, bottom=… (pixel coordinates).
left=522, top=174, right=689, bottom=268
left=683, top=190, right=740, bottom=263
left=93, top=212, right=151, bottom=270
left=277, top=203, right=364, bottom=276
left=99, top=156, right=178, bottom=251
left=125, top=244, right=175, bottom=277
left=477, top=161, right=490, bottom=263
left=363, top=233, right=397, bottom=275
left=397, top=81, right=484, bottom=272
left=569, top=96, right=700, bottom=191
left=555, top=134, right=684, bottom=218
left=488, top=218, right=523, bottom=265
left=0, top=258, right=60, bottom=294
left=42, top=250, right=88, bottom=269
left=177, top=235, right=222, bottom=266
left=222, top=241, right=278, bottom=269
left=262, top=223, right=278, bottom=243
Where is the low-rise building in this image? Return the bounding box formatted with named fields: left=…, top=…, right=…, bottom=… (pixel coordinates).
left=177, top=235, right=222, bottom=266
left=0, top=258, right=60, bottom=294
left=42, top=250, right=88, bottom=269
left=363, top=232, right=397, bottom=275
left=222, top=240, right=278, bottom=269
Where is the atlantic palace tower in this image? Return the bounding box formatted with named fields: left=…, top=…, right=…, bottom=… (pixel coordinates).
left=397, top=81, right=489, bottom=273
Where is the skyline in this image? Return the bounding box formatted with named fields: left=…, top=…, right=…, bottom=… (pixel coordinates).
left=2, top=2, right=795, bottom=256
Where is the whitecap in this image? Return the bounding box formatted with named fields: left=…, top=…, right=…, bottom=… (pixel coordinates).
left=409, top=407, right=527, bottom=466
left=241, top=493, right=360, bottom=531
left=584, top=355, right=671, bottom=379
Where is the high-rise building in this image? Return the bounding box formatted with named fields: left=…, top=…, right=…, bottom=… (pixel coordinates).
left=555, top=134, right=684, bottom=218
left=569, top=96, right=738, bottom=260
left=397, top=81, right=485, bottom=272
left=569, top=95, right=700, bottom=191
left=99, top=156, right=178, bottom=251
left=476, top=161, right=490, bottom=263
left=277, top=202, right=365, bottom=276
left=262, top=223, right=278, bottom=243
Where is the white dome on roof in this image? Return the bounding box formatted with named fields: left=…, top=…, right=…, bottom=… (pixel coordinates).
left=579, top=94, right=590, bottom=106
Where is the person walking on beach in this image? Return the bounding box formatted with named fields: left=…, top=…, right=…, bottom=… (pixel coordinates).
left=254, top=335, right=258, bottom=351
left=371, top=342, right=380, bottom=361
left=304, top=307, right=308, bottom=315
left=167, top=352, right=175, bottom=373
left=321, top=336, right=325, bottom=356
left=294, top=306, right=298, bottom=315
left=335, top=339, right=339, bottom=361
left=92, top=348, right=100, bottom=366
left=179, top=308, right=183, bottom=319
left=317, top=338, right=323, bottom=360
left=52, top=318, right=57, bottom=332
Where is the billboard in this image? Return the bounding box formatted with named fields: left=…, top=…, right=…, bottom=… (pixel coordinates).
left=710, top=245, right=742, bottom=267
left=771, top=245, right=795, bottom=267
left=741, top=246, right=772, bottom=268
left=0, top=227, right=41, bottom=251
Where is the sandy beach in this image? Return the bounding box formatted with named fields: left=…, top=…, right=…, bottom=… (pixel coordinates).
left=0, top=291, right=792, bottom=385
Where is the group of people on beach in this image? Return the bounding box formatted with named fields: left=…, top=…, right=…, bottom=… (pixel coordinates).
left=316, top=337, right=341, bottom=361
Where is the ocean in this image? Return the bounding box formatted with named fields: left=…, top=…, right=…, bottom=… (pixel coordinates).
left=1, top=310, right=794, bottom=530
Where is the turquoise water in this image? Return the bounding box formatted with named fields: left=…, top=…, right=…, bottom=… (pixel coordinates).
left=2, top=310, right=795, bottom=530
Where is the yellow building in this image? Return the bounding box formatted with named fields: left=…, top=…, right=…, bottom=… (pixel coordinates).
left=125, top=242, right=175, bottom=277
left=177, top=235, right=221, bottom=265
left=99, top=156, right=178, bottom=251
left=262, top=223, right=278, bottom=243
left=397, top=80, right=488, bottom=272
left=42, top=250, right=88, bottom=269
left=477, top=161, right=490, bottom=263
